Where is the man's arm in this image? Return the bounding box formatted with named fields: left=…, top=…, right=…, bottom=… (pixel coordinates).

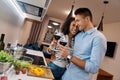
left=59, top=36, right=107, bottom=74
left=70, top=56, right=86, bottom=70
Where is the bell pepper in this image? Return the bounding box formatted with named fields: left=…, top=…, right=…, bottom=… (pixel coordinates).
left=33, top=68, right=44, bottom=76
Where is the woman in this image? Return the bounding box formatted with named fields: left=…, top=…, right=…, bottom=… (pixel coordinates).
left=47, top=17, right=78, bottom=80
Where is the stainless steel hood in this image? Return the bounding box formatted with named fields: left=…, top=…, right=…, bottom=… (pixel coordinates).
left=13, top=0, right=52, bottom=21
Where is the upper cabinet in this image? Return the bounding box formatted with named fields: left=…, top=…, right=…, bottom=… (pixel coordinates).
left=14, top=0, right=52, bottom=21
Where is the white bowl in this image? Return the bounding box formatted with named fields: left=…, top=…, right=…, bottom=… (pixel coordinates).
left=0, top=62, right=12, bottom=74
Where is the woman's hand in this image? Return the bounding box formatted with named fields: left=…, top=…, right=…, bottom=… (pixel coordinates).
left=50, top=38, right=58, bottom=50
left=48, top=38, right=58, bottom=53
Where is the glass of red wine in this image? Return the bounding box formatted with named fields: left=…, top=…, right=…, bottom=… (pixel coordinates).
left=54, top=34, right=61, bottom=40
left=59, top=35, right=68, bottom=47
left=52, top=29, right=62, bottom=51
left=54, top=29, right=61, bottom=40
left=59, top=36, right=74, bottom=54
left=59, top=41, right=67, bottom=46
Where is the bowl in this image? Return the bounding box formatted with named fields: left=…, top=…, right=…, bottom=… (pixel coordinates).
left=19, top=56, right=33, bottom=64
left=0, top=62, right=12, bottom=74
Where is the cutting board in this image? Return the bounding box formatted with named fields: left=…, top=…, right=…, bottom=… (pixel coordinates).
left=27, top=65, right=54, bottom=79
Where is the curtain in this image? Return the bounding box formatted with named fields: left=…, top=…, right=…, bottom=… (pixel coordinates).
left=38, top=15, right=49, bottom=45
left=26, top=15, right=48, bottom=45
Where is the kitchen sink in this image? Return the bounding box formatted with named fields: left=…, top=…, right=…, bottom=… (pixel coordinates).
left=21, top=53, right=45, bottom=66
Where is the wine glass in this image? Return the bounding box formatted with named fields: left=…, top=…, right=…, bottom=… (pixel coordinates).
left=59, top=35, right=67, bottom=46
left=52, top=29, right=62, bottom=51
left=54, top=34, right=61, bottom=40
left=59, top=41, right=67, bottom=46
left=59, top=35, right=73, bottom=54
left=54, top=29, right=61, bottom=40
left=53, top=37, right=62, bottom=52
left=53, top=35, right=68, bottom=52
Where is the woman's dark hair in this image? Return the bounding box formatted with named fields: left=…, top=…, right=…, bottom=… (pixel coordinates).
left=61, top=17, right=75, bottom=35
left=75, top=8, right=93, bottom=22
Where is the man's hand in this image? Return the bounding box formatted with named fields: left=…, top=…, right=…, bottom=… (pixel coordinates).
left=59, top=45, right=70, bottom=59
left=59, top=45, right=86, bottom=70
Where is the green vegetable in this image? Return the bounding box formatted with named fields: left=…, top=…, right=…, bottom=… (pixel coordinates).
left=13, top=60, right=21, bottom=67
left=0, top=50, right=14, bottom=62
left=13, top=60, right=31, bottom=69
left=20, top=61, right=31, bottom=69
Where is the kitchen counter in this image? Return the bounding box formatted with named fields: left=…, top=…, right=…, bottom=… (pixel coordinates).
left=5, top=49, right=53, bottom=80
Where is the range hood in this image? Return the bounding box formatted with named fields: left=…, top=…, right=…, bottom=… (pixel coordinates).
left=13, top=0, right=51, bottom=21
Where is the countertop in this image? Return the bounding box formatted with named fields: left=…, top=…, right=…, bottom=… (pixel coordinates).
left=5, top=49, right=53, bottom=80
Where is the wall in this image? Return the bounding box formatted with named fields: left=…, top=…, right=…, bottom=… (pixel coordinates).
left=0, top=0, right=24, bottom=47
left=19, top=21, right=32, bottom=45
left=101, top=22, right=120, bottom=80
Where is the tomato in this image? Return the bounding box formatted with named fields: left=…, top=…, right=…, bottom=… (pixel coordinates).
left=1, top=76, right=7, bottom=80
left=21, top=68, right=27, bottom=74
left=15, top=70, right=20, bottom=75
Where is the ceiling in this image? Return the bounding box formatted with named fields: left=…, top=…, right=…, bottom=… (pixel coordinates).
left=46, top=0, right=120, bottom=25
left=0, top=0, right=120, bottom=26
left=0, top=0, right=24, bottom=25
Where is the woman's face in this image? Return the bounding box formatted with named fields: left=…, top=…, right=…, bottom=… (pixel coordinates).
left=69, top=21, right=78, bottom=36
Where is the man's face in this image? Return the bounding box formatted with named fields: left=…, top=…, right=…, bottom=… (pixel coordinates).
left=75, top=15, right=88, bottom=31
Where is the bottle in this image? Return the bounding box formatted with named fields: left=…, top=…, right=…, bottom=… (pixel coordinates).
left=4, top=43, right=11, bottom=53
left=0, top=34, right=5, bottom=51
left=13, top=43, right=23, bottom=59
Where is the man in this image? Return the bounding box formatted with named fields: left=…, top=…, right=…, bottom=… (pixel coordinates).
left=59, top=8, right=107, bottom=80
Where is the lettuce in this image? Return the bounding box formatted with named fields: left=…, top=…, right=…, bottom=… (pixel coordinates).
left=0, top=50, right=13, bottom=62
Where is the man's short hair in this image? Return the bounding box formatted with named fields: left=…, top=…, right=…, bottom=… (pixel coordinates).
left=74, top=8, right=93, bottom=22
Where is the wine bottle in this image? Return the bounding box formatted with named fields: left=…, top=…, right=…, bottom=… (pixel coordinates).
left=0, top=34, right=5, bottom=51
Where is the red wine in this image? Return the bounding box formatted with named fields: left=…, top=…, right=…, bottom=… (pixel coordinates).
left=59, top=41, right=67, bottom=46
left=54, top=35, right=61, bottom=40
left=0, top=34, right=5, bottom=51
